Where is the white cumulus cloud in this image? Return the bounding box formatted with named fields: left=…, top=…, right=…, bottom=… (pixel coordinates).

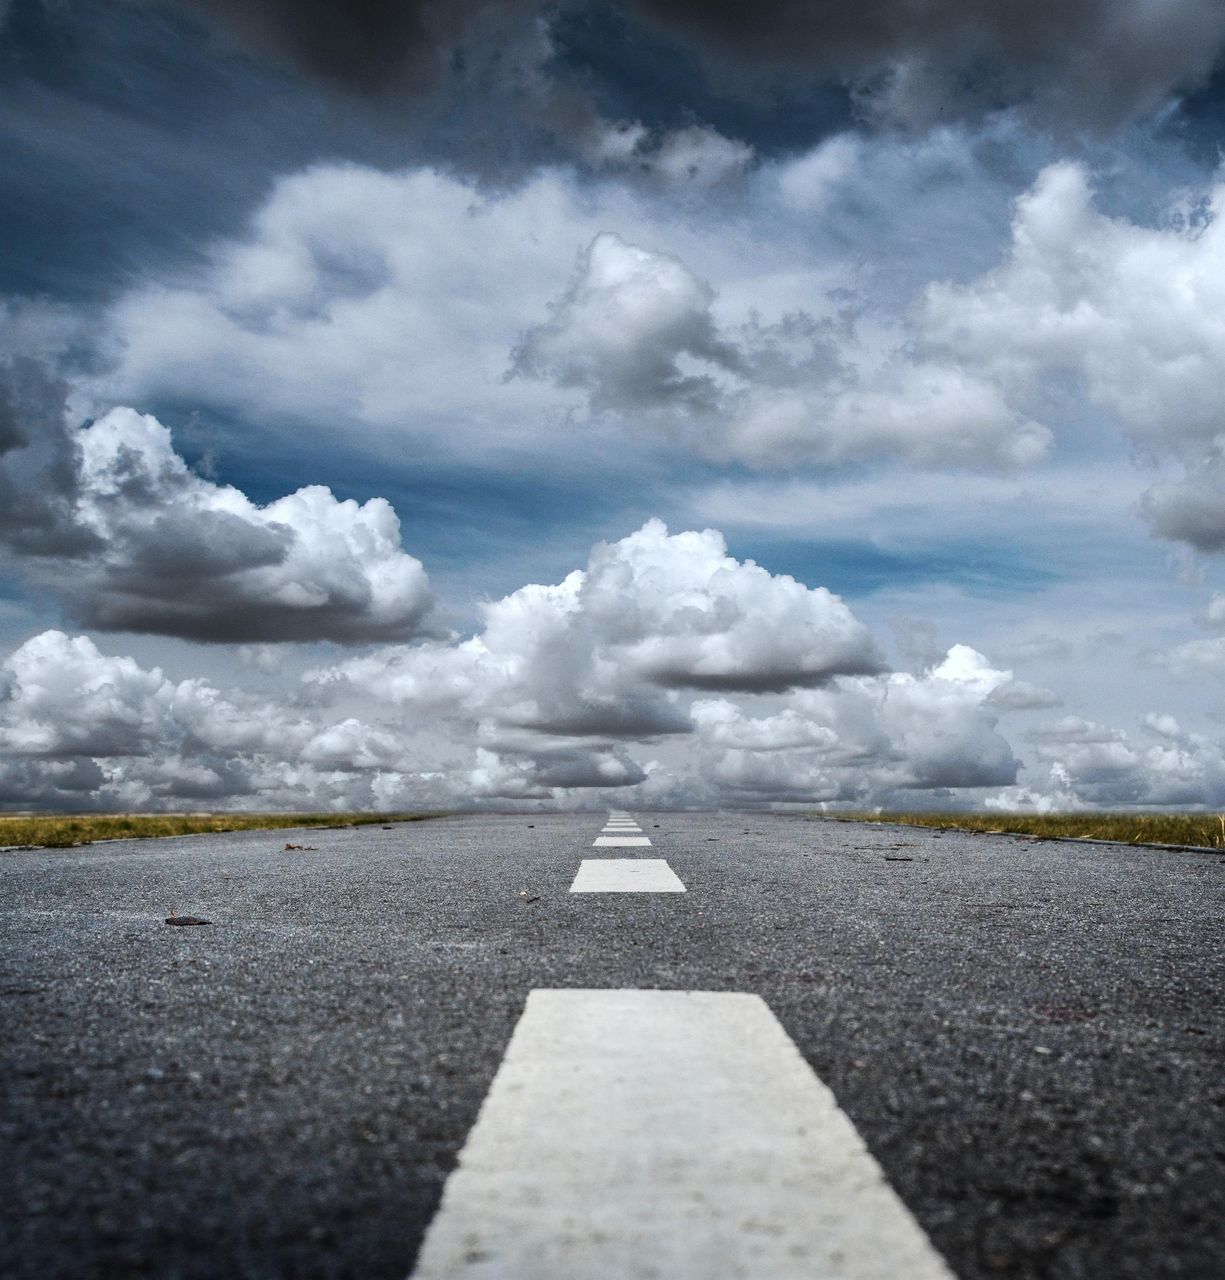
left=0, top=378, right=435, bottom=643
left=515, top=230, right=1049, bottom=468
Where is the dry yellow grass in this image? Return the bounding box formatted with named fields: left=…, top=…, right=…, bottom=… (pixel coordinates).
left=0, top=811, right=446, bottom=849
left=811, top=811, right=1225, bottom=849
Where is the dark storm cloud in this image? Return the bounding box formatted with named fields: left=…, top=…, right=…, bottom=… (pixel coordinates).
left=0, top=360, right=99, bottom=557
left=154, top=0, right=1225, bottom=130
left=625, top=0, right=1225, bottom=129
left=165, top=0, right=533, bottom=95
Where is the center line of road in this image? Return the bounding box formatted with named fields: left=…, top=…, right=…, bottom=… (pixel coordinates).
left=569, top=859, right=685, bottom=892
left=409, top=989, right=954, bottom=1280
left=592, top=835, right=651, bottom=846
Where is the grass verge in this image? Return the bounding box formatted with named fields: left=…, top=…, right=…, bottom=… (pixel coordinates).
left=0, top=811, right=447, bottom=849
left=810, top=811, right=1225, bottom=849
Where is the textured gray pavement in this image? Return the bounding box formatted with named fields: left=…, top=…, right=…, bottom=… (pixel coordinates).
left=2, top=812, right=1222, bottom=1279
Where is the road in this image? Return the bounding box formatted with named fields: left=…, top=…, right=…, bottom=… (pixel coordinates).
left=2, top=811, right=1222, bottom=1279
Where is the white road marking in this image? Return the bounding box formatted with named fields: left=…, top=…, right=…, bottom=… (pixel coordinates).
left=569, top=859, right=685, bottom=893
left=410, top=989, right=955, bottom=1280
left=592, top=835, right=651, bottom=847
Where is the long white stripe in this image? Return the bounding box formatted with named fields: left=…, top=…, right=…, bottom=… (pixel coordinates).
left=569, top=859, right=686, bottom=893
left=592, top=835, right=651, bottom=847
left=410, top=990, right=954, bottom=1279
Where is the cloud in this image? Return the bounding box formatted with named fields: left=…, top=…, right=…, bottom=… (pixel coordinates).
left=512, top=232, right=739, bottom=415
left=309, top=518, right=886, bottom=795
left=159, top=0, right=535, bottom=95
left=625, top=0, right=1225, bottom=132
left=15, top=528, right=1197, bottom=813
left=688, top=644, right=1020, bottom=803
left=0, top=512, right=860, bottom=803
left=103, top=164, right=583, bottom=447
left=156, top=1, right=1225, bottom=133
left=0, top=630, right=188, bottom=760
left=1158, top=635, right=1225, bottom=679
left=306, top=531, right=1037, bottom=806
left=986, top=678, right=1062, bottom=711
left=775, top=133, right=863, bottom=212
left=0, top=360, right=99, bottom=558
left=307, top=518, right=917, bottom=803
left=114, top=153, right=1217, bottom=478
left=908, top=161, right=1225, bottom=551
left=923, top=163, right=1225, bottom=451
left=0, top=380, right=435, bottom=643
left=514, top=230, right=1050, bottom=468
left=320, top=518, right=884, bottom=716
left=0, top=629, right=331, bottom=809
left=644, top=126, right=754, bottom=187
left=1142, top=457, right=1225, bottom=553
left=1013, top=713, right=1225, bottom=807
left=0, top=533, right=1036, bottom=810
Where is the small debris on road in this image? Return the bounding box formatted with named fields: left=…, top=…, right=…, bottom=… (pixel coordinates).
left=517, top=890, right=540, bottom=903
left=165, top=912, right=210, bottom=926
left=884, top=856, right=914, bottom=862
left=284, top=842, right=318, bottom=851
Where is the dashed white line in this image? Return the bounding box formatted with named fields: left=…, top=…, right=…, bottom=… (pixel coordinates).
left=592, top=835, right=651, bottom=847
left=410, top=989, right=955, bottom=1280
left=569, top=859, right=685, bottom=892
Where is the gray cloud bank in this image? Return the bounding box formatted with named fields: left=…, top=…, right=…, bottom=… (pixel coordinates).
left=0, top=514, right=1157, bottom=814
left=0, top=520, right=1015, bottom=810
left=2, top=508, right=1217, bottom=813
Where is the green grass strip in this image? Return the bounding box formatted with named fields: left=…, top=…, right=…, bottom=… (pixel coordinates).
left=0, top=811, right=447, bottom=849
left=807, top=811, right=1225, bottom=849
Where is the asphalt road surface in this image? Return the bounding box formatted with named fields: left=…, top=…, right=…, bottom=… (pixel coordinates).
left=2, top=812, right=1222, bottom=1279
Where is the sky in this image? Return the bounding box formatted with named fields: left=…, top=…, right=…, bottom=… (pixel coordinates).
left=3, top=0, right=1225, bottom=813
